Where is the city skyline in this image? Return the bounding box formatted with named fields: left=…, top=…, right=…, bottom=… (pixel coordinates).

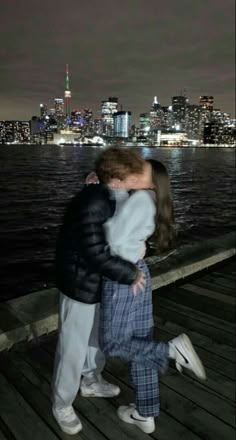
left=0, top=0, right=235, bottom=124
left=0, top=89, right=234, bottom=124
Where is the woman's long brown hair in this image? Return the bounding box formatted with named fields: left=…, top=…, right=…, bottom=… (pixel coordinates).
left=148, top=159, right=175, bottom=252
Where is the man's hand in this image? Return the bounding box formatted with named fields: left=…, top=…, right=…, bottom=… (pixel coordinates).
left=132, top=270, right=146, bottom=296
left=85, top=171, right=99, bottom=184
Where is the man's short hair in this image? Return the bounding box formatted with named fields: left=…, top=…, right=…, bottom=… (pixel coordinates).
left=95, top=146, right=144, bottom=183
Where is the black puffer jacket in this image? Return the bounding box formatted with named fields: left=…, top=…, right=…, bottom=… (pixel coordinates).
left=56, top=184, right=138, bottom=304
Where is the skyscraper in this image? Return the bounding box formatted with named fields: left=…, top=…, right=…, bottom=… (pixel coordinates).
left=54, top=98, right=64, bottom=118
left=83, top=108, right=93, bottom=135
left=101, top=97, right=118, bottom=136
left=0, top=121, right=31, bottom=144
left=199, top=96, right=214, bottom=141
left=199, top=96, right=214, bottom=111
left=185, top=105, right=201, bottom=140
left=139, top=113, right=150, bottom=132
left=113, top=111, right=131, bottom=138
left=172, top=95, right=188, bottom=130
left=64, top=64, right=71, bottom=118
left=149, top=96, right=163, bottom=130
left=161, top=106, right=174, bottom=130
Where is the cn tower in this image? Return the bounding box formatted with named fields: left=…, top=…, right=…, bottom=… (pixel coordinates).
left=64, top=64, right=71, bottom=117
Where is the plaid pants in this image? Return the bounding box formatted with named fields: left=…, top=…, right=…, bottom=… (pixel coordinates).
left=100, top=260, right=169, bottom=417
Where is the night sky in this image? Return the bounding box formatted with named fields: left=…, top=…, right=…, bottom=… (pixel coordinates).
left=0, top=0, right=235, bottom=124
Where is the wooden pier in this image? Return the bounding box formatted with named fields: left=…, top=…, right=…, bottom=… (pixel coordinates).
left=0, top=256, right=235, bottom=440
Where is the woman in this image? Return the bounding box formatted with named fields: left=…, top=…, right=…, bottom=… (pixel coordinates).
left=98, top=159, right=206, bottom=435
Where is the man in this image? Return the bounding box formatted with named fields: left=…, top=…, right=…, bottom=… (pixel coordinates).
left=52, top=147, right=148, bottom=435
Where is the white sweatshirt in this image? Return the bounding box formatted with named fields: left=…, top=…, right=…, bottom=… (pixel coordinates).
left=105, top=189, right=156, bottom=264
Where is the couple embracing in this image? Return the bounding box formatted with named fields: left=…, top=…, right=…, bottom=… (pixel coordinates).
left=52, top=146, right=206, bottom=435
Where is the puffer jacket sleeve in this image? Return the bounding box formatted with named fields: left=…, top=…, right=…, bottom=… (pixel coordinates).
left=76, top=188, right=138, bottom=284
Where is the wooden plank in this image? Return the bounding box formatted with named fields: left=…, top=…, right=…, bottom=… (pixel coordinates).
left=154, top=298, right=235, bottom=346
left=106, top=351, right=236, bottom=426
left=11, top=350, right=118, bottom=440
left=159, top=382, right=235, bottom=440
left=212, top=271, right=236, bottom=281
left=154, top=316, right=235, bottom=362
left=44, top=326, right=236, bottom=397
left=180, top=283, right=235, bottom=305
left=8, top=332, right=236, bottom=440
left=15, top=347, right=150, bottom=440
left=16, top=341, right=205, bottom=440
left=156, top=304, right=235, bottom=348
left=193, top=278, right=235, bottom=296
left=0, top=428, right=8, bottom=440
left=154, top=324, right=235, bottom=402
left=0, top=371, right=58, bottom=440
left=217, top=264, right=236, bottom=276
left=84, top=372, right=202, bottom=440
left=151, top=248, right=236, bottom=291
left=157, top=286, right=235, bottom=322
left=43, top=330, right=235, bottom=411
left=154, top=322, right=235, bottom=381
left=154, top=295, right=235, bottom=334
left=161, top=371, right=235, bottom=426
left=196, top=272, right=236, bottom=293
left=102, top=367, right=234, bottom=439
left=75, top=392, right=154, bottom=440
left=0, top=353, right=64, bottom=440
left=45, top=318, right=236, bottom=386
left=0, top=418, right=14, bottom=440
left=201, top=273, right=236, bottom=290
left=0, top=351, right=107, bottom=440
left=185, top=363, right=235, bottom=403
left=219, top=267, right=236, bottom=276
left=105, top=359, right=235, bottom=440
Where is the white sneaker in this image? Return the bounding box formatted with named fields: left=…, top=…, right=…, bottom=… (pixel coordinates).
left=52, top=405, right=82, bottom=435
left=80, top=374, right=120, bottom=397
left=117, top=404, right=155, bottom=434
left=169, top=333, right=207, bottom=380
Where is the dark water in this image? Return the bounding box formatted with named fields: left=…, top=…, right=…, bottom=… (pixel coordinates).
left=0, top=145, right=235, bottom=301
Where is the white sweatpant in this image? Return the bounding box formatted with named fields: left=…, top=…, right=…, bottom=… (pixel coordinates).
left=52, top=292, right=106, bottom=408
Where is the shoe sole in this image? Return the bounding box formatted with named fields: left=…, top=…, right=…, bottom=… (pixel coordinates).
left=179, top=334, right=207, bottom=380
left=117, top=407, right=155, bottom=434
